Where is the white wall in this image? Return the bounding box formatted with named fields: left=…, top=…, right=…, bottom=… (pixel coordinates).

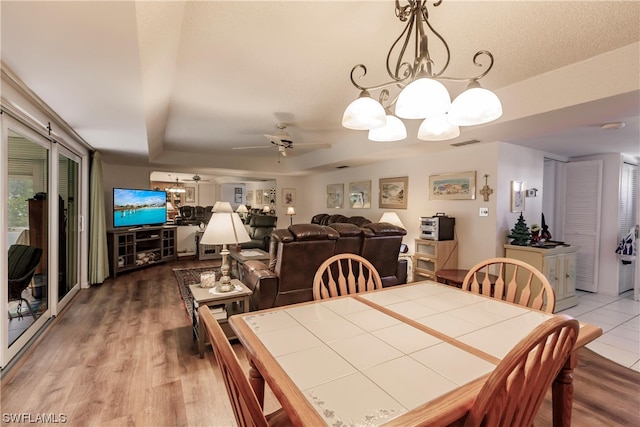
left=291, top=141, right=544, bottom=269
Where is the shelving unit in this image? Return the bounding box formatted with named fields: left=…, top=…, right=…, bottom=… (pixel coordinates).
left=414, top=239, right=458, bottom=281
left=107, top=226, right=177, bottom=278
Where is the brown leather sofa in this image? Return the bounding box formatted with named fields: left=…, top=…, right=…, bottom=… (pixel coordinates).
left=239, top=222, right=407, bottom=310
left=311, top=213, right=372, bottom=227
left=240, top=224, right=339, bottom=310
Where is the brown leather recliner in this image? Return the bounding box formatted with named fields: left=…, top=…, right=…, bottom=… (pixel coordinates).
left=240, top=215, right=277, bottom=251
left=360, top=223, right=407, bottom=287
left=240, top=224, right=339, bottom=310
left=329, top=223, right=363, bottom=254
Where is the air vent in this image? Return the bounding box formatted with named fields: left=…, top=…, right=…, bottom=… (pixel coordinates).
left=450, top=139, right=481, bottom=147
left=336, top=165, right=350, bottom=169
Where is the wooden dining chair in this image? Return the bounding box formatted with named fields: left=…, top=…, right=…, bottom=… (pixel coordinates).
left=313, top=253, right=383, bottom=300
left=198, top=306, right=291, bottom=427
left=463, top=314, right=579, bottom=427
left=461, top=257, right=556, bottom=313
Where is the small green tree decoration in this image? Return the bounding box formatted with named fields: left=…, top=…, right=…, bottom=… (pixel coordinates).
left=508, top=213, right=531, bottom=246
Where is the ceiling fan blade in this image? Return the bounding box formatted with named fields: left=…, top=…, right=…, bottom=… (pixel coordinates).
left=232, top=145, right=276, bottom=150
left=290, top=143, right=332, bottom=149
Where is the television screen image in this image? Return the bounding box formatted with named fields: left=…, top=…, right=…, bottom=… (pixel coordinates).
left=113, top=188, right=167, bottom=228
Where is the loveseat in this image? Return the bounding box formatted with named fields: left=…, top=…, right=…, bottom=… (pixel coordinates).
left=239, top=222, right=407, bottom=310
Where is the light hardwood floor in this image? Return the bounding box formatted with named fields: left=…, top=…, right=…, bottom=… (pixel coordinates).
left=1, top=258, right=280, bottom=427
left=2, top=259, right=638, bottom=426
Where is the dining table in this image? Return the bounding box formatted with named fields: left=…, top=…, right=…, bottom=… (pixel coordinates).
left=229, top=280, right=602, bottom=426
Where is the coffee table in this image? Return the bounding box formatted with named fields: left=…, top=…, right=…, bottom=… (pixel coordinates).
left=229, top=248, right=270, bottom=277
left=189, top=279, right=252, bottom=358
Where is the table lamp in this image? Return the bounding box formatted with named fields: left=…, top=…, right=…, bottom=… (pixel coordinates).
left=286, top=206, right=296, bottom=225
left=236, top=204, right=248, bottom=222
left=380, top=212, right=408, bottom=253
left=200, top=202, right=251, bottom=292
left=262, top=205, right=271, bottom=214
left=379, top=212, right=406, bottom=229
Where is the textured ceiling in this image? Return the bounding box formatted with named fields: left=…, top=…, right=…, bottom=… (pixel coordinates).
left=1, top=1, right=639, bottom=181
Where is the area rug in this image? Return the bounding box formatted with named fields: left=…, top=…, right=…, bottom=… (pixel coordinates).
left=173, top=265, right=224, bottom=322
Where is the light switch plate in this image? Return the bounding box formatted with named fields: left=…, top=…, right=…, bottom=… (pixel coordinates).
left=479, top=207, right=489, bottom=217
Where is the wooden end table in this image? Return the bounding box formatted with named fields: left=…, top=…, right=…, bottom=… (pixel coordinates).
left=229, top=248, right=270, bottom=277
left=189, top=279, right=252, bottom=358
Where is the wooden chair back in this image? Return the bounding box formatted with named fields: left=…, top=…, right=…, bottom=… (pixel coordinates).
left=464, top=315, right=579, bottom=427
left=198, top=306, right=270, bottom=427
left=313, top=253, right=383, bottom=300
left=462, top=257, right=556, bottom=313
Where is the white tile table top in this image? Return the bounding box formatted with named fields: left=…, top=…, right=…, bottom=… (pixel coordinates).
left=236, top=281, right=587, bottom=426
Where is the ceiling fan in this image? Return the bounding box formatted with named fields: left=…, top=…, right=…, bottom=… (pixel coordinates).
left=182, top=174, right=210, bottom=183
left=233, top=123, right=331, bottom=157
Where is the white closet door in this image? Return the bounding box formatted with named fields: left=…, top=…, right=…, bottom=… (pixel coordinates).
left=563, top=160, right=602, bottom=292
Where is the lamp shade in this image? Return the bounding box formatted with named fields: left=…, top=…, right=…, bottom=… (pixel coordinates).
left=286, top=207, right=296, bottom=216
left=417, top=114, right=460, bottom=141
left=166, top=201, right=175, bottom=212
left=395, top=78, right=451, bottom=119
left=368, top=114, right=407, bottom=142
left=200, top=206, right=251, bottom=246
left=236, top=204, right=248, bottom=213
left=262, top=205, right=271, bottom=213
left=448, top=86, right=502, bottom=126
left=379, top=212, right=405, bottom=229
left=342, top=91, right=387, bottom=130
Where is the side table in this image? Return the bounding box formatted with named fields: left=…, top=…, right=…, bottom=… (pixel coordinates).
left=189, top=279, right=252, bottom=358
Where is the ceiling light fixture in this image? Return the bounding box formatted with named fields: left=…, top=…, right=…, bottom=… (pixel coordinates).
left=342, top=0, right=502, bottom=142
left=167, top=177, right=186, bottom=193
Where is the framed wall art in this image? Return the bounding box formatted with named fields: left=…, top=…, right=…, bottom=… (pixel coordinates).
left=255, top=189, right=263, bottom=206
left=349, top=180, right=371, bottom=209
left=511, top=181, right=526, bottom=212
left=234, top=187, right=243, bottom=203
left=246, top=190, right=253, bottom=205
left=185, top=186, right=196, bottom=203
left=282, top=188, right=296, bottom=206
left=429, top=171, right=476, bottom=200
left=379, top=176, right=408, bottom=209
left=326, top=183, right=343, bottom=208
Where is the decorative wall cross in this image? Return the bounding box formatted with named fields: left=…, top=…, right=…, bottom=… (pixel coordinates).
left=480, top=174, right=493, bottom=202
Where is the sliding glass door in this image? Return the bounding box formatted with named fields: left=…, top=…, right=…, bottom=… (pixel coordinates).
left=57, top=148, right=81, bottom=307
left=5, top=126, right=52, bottom=354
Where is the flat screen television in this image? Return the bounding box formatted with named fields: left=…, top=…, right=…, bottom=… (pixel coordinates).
left=113, top=188, right=167, bottom=228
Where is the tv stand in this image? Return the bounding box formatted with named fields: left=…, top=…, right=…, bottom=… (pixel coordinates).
left=107, top=225, right=177, bottom=278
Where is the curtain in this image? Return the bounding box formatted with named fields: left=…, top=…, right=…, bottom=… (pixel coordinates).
left=88, top=151, right=109, bottom=284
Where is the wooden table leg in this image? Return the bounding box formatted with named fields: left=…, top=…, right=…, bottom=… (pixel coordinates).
left=552, top=350, right=578, bottom=427
left=249, top=358, right=265, bottom=409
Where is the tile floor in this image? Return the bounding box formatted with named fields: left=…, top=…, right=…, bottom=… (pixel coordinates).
left=558, top=289, right=640, bottom=372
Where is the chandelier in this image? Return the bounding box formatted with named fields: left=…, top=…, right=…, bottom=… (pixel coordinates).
left=342, top=0, right=502, bottom=142
left=167, top=177, right=186, bottom=193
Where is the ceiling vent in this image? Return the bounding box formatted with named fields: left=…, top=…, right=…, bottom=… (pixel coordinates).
left=450, top=139, right=481, bottom=147
left=336, top=165, right=350, bottom=169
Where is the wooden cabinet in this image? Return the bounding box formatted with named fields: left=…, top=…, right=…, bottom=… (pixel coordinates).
left=414, top=239, right=458, bottom=281
left=107, top=226, right=177, bottom=277
left=504, top=244, right=578, bottom=312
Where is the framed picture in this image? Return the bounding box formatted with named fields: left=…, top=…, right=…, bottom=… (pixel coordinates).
left=429, top=171, right=476, bottom=200
left=263, top=189, right=271, bottom=205
left=246, top=190, right=253, bottom=205
left=282, top=188, right=296, bottom=206
left=511, top=181, right=526, bottom=212
left=255, top=189, right=263, bottom=206
left=348, top=180, right=371, bottom=209
left=326, top=183, right=344, bottom=208
left=185, top=186, right=196, bottom=203
left=379, top=176, right=408, bottom=209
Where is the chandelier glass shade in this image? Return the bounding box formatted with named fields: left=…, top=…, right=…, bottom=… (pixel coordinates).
left=342, top=0, right=502, bottom=142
